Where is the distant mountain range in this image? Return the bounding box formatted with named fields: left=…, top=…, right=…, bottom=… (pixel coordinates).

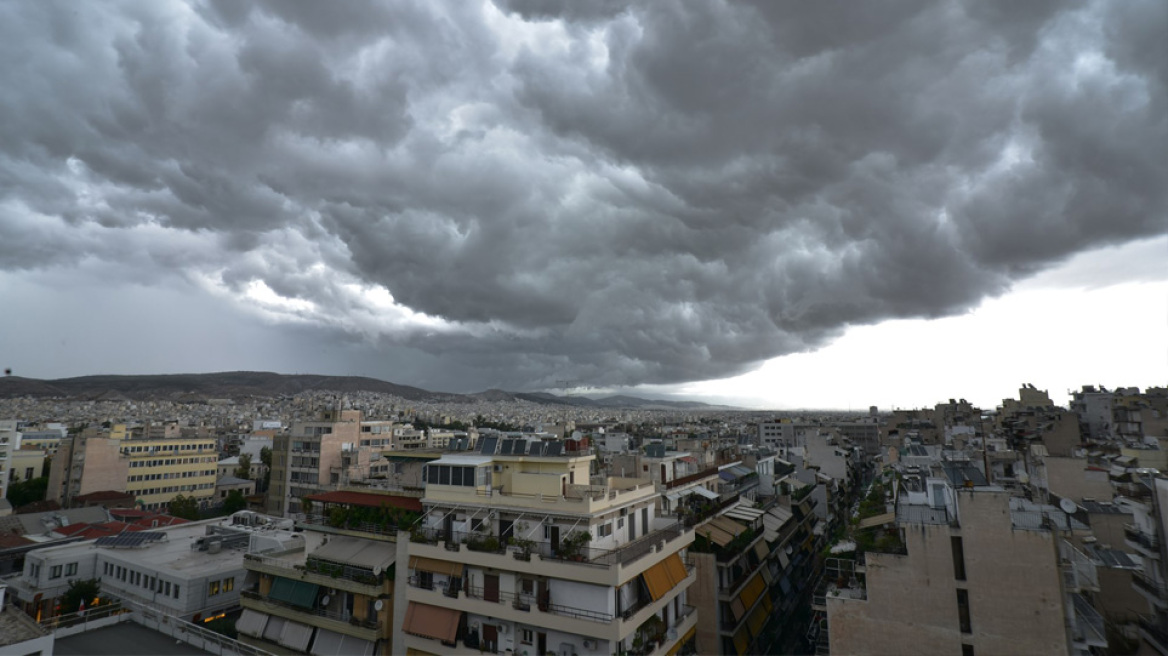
left=0, top=371, right=733, bottom=410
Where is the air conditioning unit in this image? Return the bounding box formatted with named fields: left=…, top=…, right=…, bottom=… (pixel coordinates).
left=582, top=639, right=596, bottom=649
left=497, top=624, right=508, bottom=634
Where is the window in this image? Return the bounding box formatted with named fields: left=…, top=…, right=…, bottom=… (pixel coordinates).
left=951, top=536, right=966, bottom=581
left=208, top=580, right=220, bottom=596
left=521, top=629, right=534, bottom=645
left=962, top=645, right=974, bottom=656
left=173, top=584, right=180, bottom=599
left=50, top=565, right=62, bottom=579
left=65, top=563, right=77, bottom=576
left=956, top=589, right=972, bottom=634
left=223, top=577, right=234, bottom=592
left=165, top=581, right=171, bottom=596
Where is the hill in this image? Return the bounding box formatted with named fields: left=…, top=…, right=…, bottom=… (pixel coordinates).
left=0, top=371, right=734, bottom=409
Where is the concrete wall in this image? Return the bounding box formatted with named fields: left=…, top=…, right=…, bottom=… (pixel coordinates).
left=829, top=491, right=1068, bottom=656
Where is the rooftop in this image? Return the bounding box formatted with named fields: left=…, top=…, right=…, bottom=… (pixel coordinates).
left=0, top=603, right=49, bottom=648
left=54, top=621, right=211, bottom=655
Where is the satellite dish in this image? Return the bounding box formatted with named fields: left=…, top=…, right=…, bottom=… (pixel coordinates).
left=1060, top=498, right=1079, bottom=514
left=373, top=565, right=382, bottom=576
left=1017, top=472, right=1030, bottom=484
left=321, top=595, right=331, bottom=607
left=374, top=600, right=384, bottom=611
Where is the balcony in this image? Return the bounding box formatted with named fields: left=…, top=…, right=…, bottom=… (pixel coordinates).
left=1125, top=523, right=1159, bottom=555
left=1133, top=571, right=1168, bottom=609
left=406, top=562, right=697, bottom=643
left=240, top=590, right=381, bottom=642
left=1138, top=615, right=1168, bottom=656
left=409, top=523, right=692, bottom=580
left=243, top=553, right=385, bottom=596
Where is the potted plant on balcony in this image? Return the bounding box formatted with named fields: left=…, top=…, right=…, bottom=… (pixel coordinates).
left=508, top=535, right=535, bottom=560
left=560, top=530, right=591, bottom=561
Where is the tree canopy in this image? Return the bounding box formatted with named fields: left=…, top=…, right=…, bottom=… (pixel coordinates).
left=167, top=494, right=201, bottom=520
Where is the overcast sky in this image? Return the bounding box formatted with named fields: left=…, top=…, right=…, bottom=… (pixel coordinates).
left=1, top=1, right=1164, bottom=410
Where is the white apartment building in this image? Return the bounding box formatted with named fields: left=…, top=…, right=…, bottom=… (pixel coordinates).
left=6, top=511, right=304, bottom=624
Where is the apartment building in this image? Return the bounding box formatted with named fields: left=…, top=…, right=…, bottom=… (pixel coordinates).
left=237, top=504, right=399, bottom=656
left=269, top=408, right=387, bottom=516
left=393, top=435, right=698, bottom=656
left=825, top=476, right=1104, bottom=655
left=1123, top=474, right=1168, bottom=653
left=689, top=495, right=816, bottom=655
left=6, top=511, right=301, bottom=623
left=47, top=433, right=218, bottom=511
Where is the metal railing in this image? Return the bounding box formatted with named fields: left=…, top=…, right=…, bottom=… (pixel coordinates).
left=411, top=522, right=688, bottom=569
left=1133, top=571, right=1168, bottom=600
left=465, top=583, right=614, bottom=624
left=1125, top=523, right=1158, bottom=551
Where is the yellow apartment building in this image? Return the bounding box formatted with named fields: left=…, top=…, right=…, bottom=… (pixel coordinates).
left=47, top=435, right=218, bottom=511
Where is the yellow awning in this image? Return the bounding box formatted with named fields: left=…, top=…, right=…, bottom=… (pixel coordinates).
left=732, top=625, right=750, bottom=655
left=747, top=598, right=769, bottom=638
left=408, top=556, right=464, bottom=578
left=643, top=553, right=688, bottom=601
left=730, top=597, right=746, bottom=621
left=739, top=573, right=765, bottom=609
left=664, top=553, right=688, bottom=584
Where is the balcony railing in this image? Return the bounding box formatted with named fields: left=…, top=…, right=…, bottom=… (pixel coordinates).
left=1133, top=571, right=1168, bottom=600
left=243, top=553, right=384, bottom=587
left=665, top=467, right=721, bottom=490
left=410, top=522, right=688, bottom=569
left=241, top=590, right=381, bottom=631
left=1125, top=524, right=1159, bottom=551
left=465, top=583, right=615, bottom=624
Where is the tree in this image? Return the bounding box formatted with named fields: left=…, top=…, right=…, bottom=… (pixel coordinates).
left=61, top=578, right=101, bottom=615
left=235, top=453, right=253, bottom=480
left=6, top=476, right=48, bottom=509
left=168, top=494, right=201, bottom=520
left=222, top=490, right=247, bottom=514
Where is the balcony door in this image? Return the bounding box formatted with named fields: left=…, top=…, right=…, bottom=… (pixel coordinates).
left=484, top=574, right=500, bottom=603
left=483, top=624, right=498, bottom=652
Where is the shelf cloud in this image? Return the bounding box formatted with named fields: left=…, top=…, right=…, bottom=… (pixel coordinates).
left=1, top=0, right=1164, bottom=391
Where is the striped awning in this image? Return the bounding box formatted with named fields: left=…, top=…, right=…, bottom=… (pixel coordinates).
left=312, top=628, right=376, bottom=656
left=235, top=609, right=269, bottom=639
left=278, top=621, right=314, bottom=652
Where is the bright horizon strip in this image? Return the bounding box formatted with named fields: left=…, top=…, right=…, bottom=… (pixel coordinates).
left=645, top=237, right=1168, bottom=411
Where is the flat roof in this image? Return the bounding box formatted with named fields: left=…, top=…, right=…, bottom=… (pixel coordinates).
left=55, top=622, right=211, bottom=655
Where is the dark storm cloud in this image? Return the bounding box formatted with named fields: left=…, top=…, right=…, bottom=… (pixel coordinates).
left=0, top=0, right=1164, bottom=391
